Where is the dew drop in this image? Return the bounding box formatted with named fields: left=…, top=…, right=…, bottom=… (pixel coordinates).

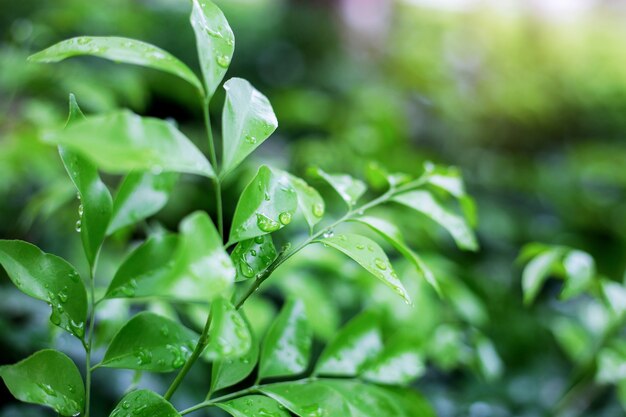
left=356, top=244, right=365, bottom=250
left=374, top=258, right=387, bottom=270
left=216, top=54, right=231, bottom=68
left=241, top=261, right=255, bottom=278
left=75, top=220, right=82, bottom=232
left=254, top=236, right=264, bottom=244
left=78, top=204, right=84, bottom=216
left=323, top=228, right=334, bottom=238
left=312, top=203, right=324, bottom=218
left=245, top=134, right=257, bottom=144
left=278, top=212, right=292, bottom=225
left=256, top=213, right=280, bottom=233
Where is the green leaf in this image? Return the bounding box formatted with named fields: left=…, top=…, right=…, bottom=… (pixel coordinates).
left=322, top=380, right=405, bottom=416
left=360, top=338, right=425, bottom=385
left=217, top=395, right=290, bottom=417
left=311, top=167, right=366, bottom=207
left=105, top=233, right=178, bottom=299
left=0, top=240, right=87, bottom=338
left=204, top=298, right=251, bottom=360
left=230, top=235, right=277, bottom=282
left=422, top=162, right=477, bottom=227
left=167, top=211, right=235, bottom=301
left=601, top=279, right=626, bottom=318
left=351, top=215, right=440, bottom=294
left=100, top=312, right=198, bottom=372
left=392, top=190, right=478, bottom=251
left=60, top=94, right=112, bottom=268
left=383, top=387, right=437, bottom=417
left=318, top=233, right=411, bottom=304
left=522, top=247, right=564, bottom=305
left=44, top=110, right=215, bottom=178
left=0, top=349, right=84, bottom=416
left=108, top=171, right=179, bottom=234
left=190, top=0, right=235, bottom=97
left=288, top=173, right=325, bottom=231
left=258, top=298, right=312, bottom=380
left=229, top=165, right=298, bottom=244
left=221, top=78, right=278, bottom=177
left=210, top=314, right=258, bottom=393
left=260, top=380, right=351, bottom=416
left=315, top=311, right=383, bottom=376
left=561, top=249, right=595, bottom=300
left=109, top=390, right=180, bottom=417
left=597, top=341, right=626, bottom=384
left=28, top=36, right=203, bottom=94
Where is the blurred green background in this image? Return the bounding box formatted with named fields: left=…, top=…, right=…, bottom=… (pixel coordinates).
left=1, top=0, right=626, bottom=416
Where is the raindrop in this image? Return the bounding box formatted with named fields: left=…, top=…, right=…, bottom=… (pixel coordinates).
left=312, top=203, right=324, bottom=218
left=75, top=220, right=82, bottom=232
left=78, top=204, right=84, bottom=216
left=374, top=258, right=387, bottom=270
left=323, top=228, right=334, bottom=238
left=216, top=55, right=231, bottom=68
left=356, top=244, right=365, bottom=250
left=245, top=134, right=257, bottom=144
left=278, top=212, right=292, bottom=225
left=241, top=261, right=255, bottom=278
left=254, top=236, right=264, bottom=244
left=256, top=214, right=280, bottom=233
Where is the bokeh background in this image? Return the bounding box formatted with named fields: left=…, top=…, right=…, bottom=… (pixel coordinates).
left=1, top=0, right=626, bottom=416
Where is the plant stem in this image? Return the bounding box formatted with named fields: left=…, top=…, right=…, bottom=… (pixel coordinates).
left=202, top=98, right=224, bottom=239
left=84, top=265, right=97, bottom=417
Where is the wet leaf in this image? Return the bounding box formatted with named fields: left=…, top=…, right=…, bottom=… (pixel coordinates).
left=288, top=173, right=325, bottom=231
left=230, top=235, right=277, bottom=282
left=311, top=167, right=366, bottom=207
left=217, top=395, right=290, bottom=417
left=204, top=298, right=251, bottom=360
left=521, top=247, right=564, bottom=305
left=109, top=390, right=180, bottom=417
left=360, top=338, right=425, bottom=385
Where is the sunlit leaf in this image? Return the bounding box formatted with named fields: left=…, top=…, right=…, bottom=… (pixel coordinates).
left=258, top=298, right=312, bottom=380
left=210, top=314, right=258, bottom=393
left=360, top=338, right=425, bottom=385
left=229, top=165, right=298, bottom=244
left=311, top=167, right=366, bottom=207
left=109, top=390, right=180, bottom=417
left=288, top=173, right=325, bottom=231
left=221, top=78, right=278, bottom=177
left=190, top=0, right=234, bottom=97
left=0, top=350, right=84, bottom=416
left=60, top=94, right=112, bottom=268
left=351, top=215, right=439, bottom=294
left=0, top=240, right=87, bottom=338
left=521, top=247, right=563, bottom=305
left=315, top=311, right=383, bottom=376
left=561, top=249, right=595, bottom=300
left=230, top=235, right=277, bottom=282
left=319, top=233, right=411, bottom=304
left=323, top=380, right=405, bottom=416
left=108, top=171, right=178, bottom=234
left=392, top=190, right=478, bottom=251
left=217, top=395, right=290, bottom=417
left=100, top=312, right=198, bottom=372
left=422, top=162, right=477, bottom=227
left=260, top=380, right=351, bottom=416
left=29, top=36, right=203, bottom=94
left=44, top=110, right=215, bottom=178
left=204, top=298, right=251, bottom=360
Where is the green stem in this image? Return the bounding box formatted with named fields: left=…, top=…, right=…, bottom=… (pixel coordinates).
left=84, top=265, right=97, bottom=417
left=203, top=98, right=224, bottom=239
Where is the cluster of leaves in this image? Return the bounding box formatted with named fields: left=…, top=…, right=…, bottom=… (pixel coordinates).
left=0, top=1, right=480, bottom=416
left=519, top=243, right=626, bottom=414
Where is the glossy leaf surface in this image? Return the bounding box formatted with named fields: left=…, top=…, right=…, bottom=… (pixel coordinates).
left=258, top=298, right=312, bottom=380
left=0, top=350, right=84, bottom=416
left=221, top=78, right=278, bottom=176
left=361, top=339, right=425, bottom=385
left=218, top=395, right=290, bottom=417
left=316, top=311, right=383, bottom=376
left=44, top=110, right=215, bottom=178
left=29, top=36, right=203, bottom=93
left=60, top=94, right=112, bottom=268
left=108, top=171, right=178, bottom=234
left=0, top=240, right=87, bottom=337
left=230, top=235, right=277, bottom=282
left=101, top=312, right=198, bottom=372
left=319, top=233, right=411, bottom=304
left=392, top=190, right=478, bottom=251
left=288, top=173, right=325, bottom=231
left=190, top=0, right=234, bottom=97
left=109, top=390, right=180, bottom=417
left=229, top=165, right=298, bottom=244
left=261, top=380, right=351, bottom=416
left=311, top=167, right=366, bottom=207
left=522, top=247, right=564, bottom=305
left=561, top=249, right=595, bottom=299
left=351, top=215, right=439, bottom=294
left=210, top=314, right=258, bottom=393
left=204, top=298, right=251, bottom=360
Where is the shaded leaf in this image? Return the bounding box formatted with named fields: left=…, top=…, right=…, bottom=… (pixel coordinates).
left=60, top=94, right=112, bottom=268
left=229, top=165, right=297, bottom=244
left=221, top=78, right=278, bottom=177
left=210, top=314, right=259, bottom=393
left=29, top=36, right=203, bottom=93
left=383, top=386, right=437, bottom=417
left=0, top=350, right=84, bottom=416
left=108, top=171, right=178, bottom=234
left=204, top=298, right=251, bottom=360
left=230, top=235, right=277, bottom=282
left=0, top=240, right=87, bottom=338
left=351, top=215, right=439, bottom=294
left=392, top=190, right=478, bottom=251
left=101, top=312, right=198, bottom=372
left=258, top=298, right=312, bottom=380
left=316, top=311, right=383, bottom=376
left=44, top=110, right=215, bottom=178
left=360, top=338, right=425, bottom=385
left=561, top=249, right=595, bottom=300
left=311, top=167, right=366, bottom=207
left=109, top=390, right=180, bottom=417
left=217, top=395, right=290, bottom=417
left=318, top=233, right=411, bottom=304
left=190, top=0, right=234, bottom=97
